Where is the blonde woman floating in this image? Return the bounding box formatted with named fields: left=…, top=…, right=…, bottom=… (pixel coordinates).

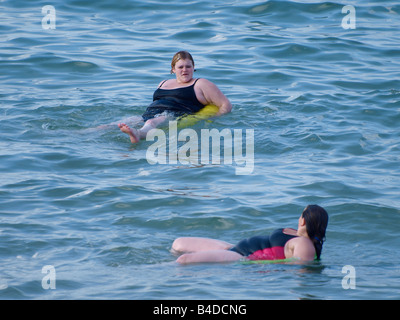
left=119, top=51, right=232, bottom=143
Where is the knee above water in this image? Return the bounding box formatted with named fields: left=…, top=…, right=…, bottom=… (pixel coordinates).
left=172, top=237, right=185, bottom=252
left=176, top=253, right=190, bottom=264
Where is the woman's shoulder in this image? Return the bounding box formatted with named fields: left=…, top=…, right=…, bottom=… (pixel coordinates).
left=196, top=78, right=214, bottom=86
left=290, top=236, right=313, bottom=245
left=290, top=236, right=315, bottom=260
left=158, top=78, right=205, bottom=88
left=195, top=78, right=221, bottom=92
left=157, top=79, right=172, bottom=88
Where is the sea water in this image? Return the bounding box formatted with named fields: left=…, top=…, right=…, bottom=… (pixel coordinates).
left=1, top=0, right=399, bottom=299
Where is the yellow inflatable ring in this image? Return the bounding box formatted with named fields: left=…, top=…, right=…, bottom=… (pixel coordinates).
left=177, top=104, right=219, bottom=128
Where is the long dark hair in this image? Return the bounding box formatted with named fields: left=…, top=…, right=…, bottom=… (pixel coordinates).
left=302, top=205, right=329, bottom=260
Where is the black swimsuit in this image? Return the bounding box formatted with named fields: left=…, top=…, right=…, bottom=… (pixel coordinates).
left=229, top=228, right=298, bottom=260
left=142, top=78, right=205, bottom=121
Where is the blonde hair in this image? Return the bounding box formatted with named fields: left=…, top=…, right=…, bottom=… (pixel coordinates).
left=170, top=51, right=195, bottom=74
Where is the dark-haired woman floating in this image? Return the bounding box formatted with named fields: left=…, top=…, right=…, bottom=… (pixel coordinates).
left=172, top=205, right=328, bottom=264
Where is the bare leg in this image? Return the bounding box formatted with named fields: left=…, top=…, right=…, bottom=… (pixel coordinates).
left=118, top=115, right=168, bottom=144
left=94, top=116, right=143, bottom=131
left=176, top=250, right=243, bottom=264
left=172, top=237, right=234, bottom=253
left=172, top=237, right=243, bottom=264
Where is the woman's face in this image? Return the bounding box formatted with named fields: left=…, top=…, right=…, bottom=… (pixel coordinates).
left=173, top=58, right=194, bottom=83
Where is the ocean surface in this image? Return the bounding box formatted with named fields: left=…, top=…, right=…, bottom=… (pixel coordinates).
left=1, top=0, right=399, bottom=300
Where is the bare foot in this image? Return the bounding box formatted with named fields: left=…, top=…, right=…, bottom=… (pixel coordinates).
left=118, top=123, right=140, bottom=143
